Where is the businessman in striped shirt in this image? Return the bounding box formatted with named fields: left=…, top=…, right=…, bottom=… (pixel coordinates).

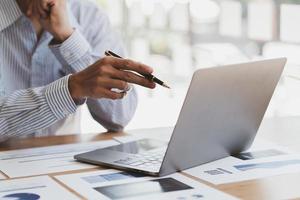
left=0, top=0, right=156, bottom=139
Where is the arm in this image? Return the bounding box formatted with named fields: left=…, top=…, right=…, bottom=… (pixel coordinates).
left=31, top=0, right=155, bottom=131
left=47, top=1, right=138, bottom=131
left=0, top=76, right=77, bottom=139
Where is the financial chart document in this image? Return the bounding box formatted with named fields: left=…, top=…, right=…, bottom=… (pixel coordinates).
left=0, top=176, right=79, bottom=200
left=56, top=169, right=238, bottom=200
left=0, top=140, right=118, bottom=178
left=184, top=140, right=300, bottom=184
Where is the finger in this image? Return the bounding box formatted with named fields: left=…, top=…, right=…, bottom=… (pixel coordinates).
left=97, top=62, right=155, bottom=89
left=115, top=70, right=156, bottom=89
left=48, top=0, right=56, bottom=7
left=102, top=57, right=153, bottom=75
left=37, top=0, right=48, bottom=18
left=97, top=77, right=129, bottom=91
left=42, top=0, right=55, bottom=14
left=93, top=88, right=126, bottom=100
left=41, top=0, right=50, bottom=10
left=93, top=64, right=154, bottom=89
left=95, top=65, right=117, bottom=78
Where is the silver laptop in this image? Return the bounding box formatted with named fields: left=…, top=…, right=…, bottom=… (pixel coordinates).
left=75, top=58, right=287, bottom=176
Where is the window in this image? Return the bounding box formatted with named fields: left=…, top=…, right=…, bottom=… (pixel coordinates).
left=81, top=0, right=300, bottom=133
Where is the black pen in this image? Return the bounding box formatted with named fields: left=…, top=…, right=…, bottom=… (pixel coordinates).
left=105, top=50, right=171, bottom=89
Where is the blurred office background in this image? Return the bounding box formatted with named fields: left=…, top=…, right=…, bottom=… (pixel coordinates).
left=81, top=0, right=300, bottom=133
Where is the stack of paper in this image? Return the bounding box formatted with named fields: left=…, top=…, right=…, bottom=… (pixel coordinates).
left=0, top=140, right=118, bottom=178
left=184, top=140, right=300, bottom=184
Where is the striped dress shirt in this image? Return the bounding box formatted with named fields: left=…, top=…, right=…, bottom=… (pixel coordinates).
left=0, top=0, right=137, bottom=139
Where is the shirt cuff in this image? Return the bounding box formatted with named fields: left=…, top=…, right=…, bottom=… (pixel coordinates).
left=45, top=75, right=77, bottom=120
left=49, top=29, right=91, bottom=72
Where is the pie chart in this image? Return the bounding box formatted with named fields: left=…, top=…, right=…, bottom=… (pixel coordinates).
left=1, top=193, right=40, bottom=200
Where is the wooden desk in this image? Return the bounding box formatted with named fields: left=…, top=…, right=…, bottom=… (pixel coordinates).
left=1, top=117, right=300, bottom=200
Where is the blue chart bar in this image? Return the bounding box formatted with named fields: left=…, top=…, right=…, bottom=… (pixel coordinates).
left=1, top=193, right=40, bottom=200
left=234, top=160, right=300, bottom=171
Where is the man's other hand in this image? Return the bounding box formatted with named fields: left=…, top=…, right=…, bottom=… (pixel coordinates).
left=28, top=0, right=74, bottom=43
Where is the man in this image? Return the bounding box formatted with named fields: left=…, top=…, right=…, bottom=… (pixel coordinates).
left=0, top=0, right=155, bottom=139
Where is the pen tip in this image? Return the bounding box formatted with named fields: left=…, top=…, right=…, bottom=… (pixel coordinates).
left=163, top=83, right=171, bottom=89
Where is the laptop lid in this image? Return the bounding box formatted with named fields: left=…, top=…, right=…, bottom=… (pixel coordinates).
left=159, top=58, right=287, bottom=176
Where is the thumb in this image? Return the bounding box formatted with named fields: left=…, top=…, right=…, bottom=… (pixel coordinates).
left=48, top=0, right=56, bottom=7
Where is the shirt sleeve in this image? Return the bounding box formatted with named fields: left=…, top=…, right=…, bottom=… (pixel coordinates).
left=0, top=75, right=77, bottom=139
left=49, top=29, right=92, bottom=73
left=49, top=2, right=138, bottom=132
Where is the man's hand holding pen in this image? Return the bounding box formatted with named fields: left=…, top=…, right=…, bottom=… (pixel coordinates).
left=105, top=51, right=170, bottom=89
left=69, top=56, right=157, bottom=101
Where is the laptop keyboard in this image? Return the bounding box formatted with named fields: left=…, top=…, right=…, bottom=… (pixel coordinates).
left=114, top=148, right=166, bottom=169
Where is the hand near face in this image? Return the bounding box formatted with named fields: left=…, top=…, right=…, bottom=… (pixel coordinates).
left=24, top=1, right=157, bottom=100
left=27, top=0, right=74, bottom=42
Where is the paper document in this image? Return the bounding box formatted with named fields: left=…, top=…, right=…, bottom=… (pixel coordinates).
left=0, top=176, right=79, bottom=200
left=56, top=169, right=237, bottom=200
left=0, top=140, right=118, bottom=178
left=184, top=140, right=300, bottom=185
